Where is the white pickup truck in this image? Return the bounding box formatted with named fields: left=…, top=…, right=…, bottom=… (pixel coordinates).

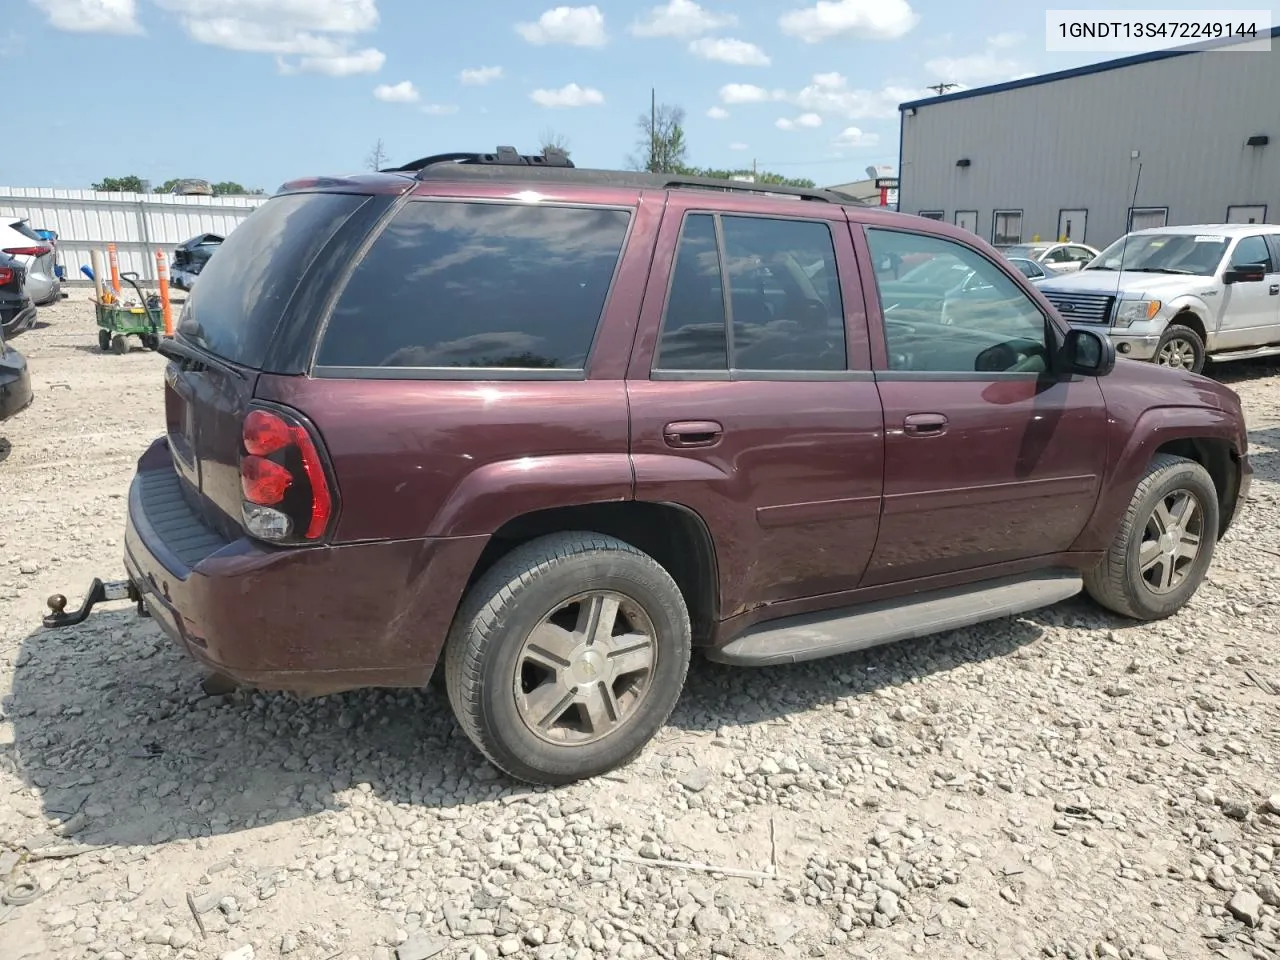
left=1036, top=223, right=1280, bottom=374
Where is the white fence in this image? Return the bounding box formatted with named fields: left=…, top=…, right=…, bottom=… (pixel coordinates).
left=0, top=187, right=269, bottom=283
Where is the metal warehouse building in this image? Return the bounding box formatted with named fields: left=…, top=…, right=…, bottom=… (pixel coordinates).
left=897, top=27, right=1280, bottom=249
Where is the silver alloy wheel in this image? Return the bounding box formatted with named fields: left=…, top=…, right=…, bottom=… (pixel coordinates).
left=1156, top=338, right=1197, bottom=369
left=1139, top=490, right=1204, bottom=594
left=513, top=591, right=658, bottom=746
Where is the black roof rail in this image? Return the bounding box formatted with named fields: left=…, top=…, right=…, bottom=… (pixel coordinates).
left=382, top=145, right=575, bottom=176
left=658, top=175, right=843, bottom=203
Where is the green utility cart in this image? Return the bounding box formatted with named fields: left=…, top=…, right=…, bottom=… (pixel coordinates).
left=95, top=271, right=162, bottom=354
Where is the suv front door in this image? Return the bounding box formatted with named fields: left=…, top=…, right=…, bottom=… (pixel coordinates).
left=627, top=193, right=885, bottom=615
left=855, top=224, right=1110, bottom=585
left=1214, top=233, right=1280, bottom=351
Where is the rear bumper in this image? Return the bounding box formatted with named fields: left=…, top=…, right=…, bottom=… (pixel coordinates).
left=0, top=301, right=36, bottom=338
left=0, top=345, right=33, bottom=421
left=124, top=438, right=489, bottom=693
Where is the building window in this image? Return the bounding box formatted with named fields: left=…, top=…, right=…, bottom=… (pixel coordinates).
left=992, top=210, right=1022, bottom=245
left=918, top=210, right=944, bottom=220
left=1127, top=207, right=1168, bottom=231
left=954, top=210, right=978, bottom=234
left=1227, top=205, right=1267, bottom=224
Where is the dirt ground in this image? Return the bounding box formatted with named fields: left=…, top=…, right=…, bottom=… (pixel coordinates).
left=1, top=293, right=1279, bottom=960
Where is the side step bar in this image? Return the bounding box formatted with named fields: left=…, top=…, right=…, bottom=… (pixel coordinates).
left=1208, top=344, right=1280, bottom=362
left=707, top=570, right=1083, bottom=666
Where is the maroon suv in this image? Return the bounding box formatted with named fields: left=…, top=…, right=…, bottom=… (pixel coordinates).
left=45, top=147, right=1252, bottom=786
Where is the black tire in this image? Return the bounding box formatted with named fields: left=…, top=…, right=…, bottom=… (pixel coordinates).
left=98, top=329, right=111, bottom=352
left=142, top=334, right=160, bottom=351
left=111, top=334, right=128, bottom=355
left=1153, top=323, right=1205, bottom=374
left=444, top=531, right=691, bottom=786
left=1083, top=453, right=1219, bottom=620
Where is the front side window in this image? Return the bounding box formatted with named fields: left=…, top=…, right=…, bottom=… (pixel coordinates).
left=1086, top=232, right=1229, bottom=277
left=1229, top=235, right=1275, bottom=272
left=315, top=200, right=631, bottom=371
left=655, top=213, right=847, bottom=373
left=867, top=227, right=1049, bottom=374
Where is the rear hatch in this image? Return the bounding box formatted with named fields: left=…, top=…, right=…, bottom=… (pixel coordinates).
left=162, top=189, right=387, bottom=540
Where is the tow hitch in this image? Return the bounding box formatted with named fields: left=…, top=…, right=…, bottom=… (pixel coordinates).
left=43, top=578, right=148, bottom=628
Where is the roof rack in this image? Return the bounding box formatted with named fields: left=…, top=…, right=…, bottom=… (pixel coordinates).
left=384, top=145, right=863, bottom=204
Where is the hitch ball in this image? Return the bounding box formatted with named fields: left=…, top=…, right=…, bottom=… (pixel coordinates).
left=47, top=594, right=68, bottom=615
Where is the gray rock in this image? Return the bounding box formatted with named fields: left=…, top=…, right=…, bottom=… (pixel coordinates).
left=679, top=768, right=714, bottom=793
left=396, top=933, right=448, bottom=960
left=694, top=907, right=729, bottom=936
left=871, top=727, right=895, bottom=748
left=280, top=934, right=300, bottom=955
left=1227, top=890, right=1263, bottom=927
left=1220, top=798, right=1252, bottom=821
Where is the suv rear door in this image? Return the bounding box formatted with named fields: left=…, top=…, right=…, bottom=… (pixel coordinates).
left=626, top=191, right=884, bottom=616
left=855, top=220, right=1109, bottom=584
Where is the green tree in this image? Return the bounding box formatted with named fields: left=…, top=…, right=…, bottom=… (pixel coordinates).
left=156, top=178, right=182, bottom=194
left=212, top=181, right=251, bottom=196
left=92, top=175, right=146, bottom=193
left=687, top=167, right=816, bottom=189
left=628, top=102, right=687, bottom=173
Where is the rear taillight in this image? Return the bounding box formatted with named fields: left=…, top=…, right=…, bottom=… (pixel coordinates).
left=0, top=267, right=12, bottom=285
left=238, top=406, right=336, bottom=543
left=2, top=245, right=50, bottom=257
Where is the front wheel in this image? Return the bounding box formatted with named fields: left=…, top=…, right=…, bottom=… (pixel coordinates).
left=1084, top=453, right=1219, bottom=620
left=444, top=532, right=691, bottom=785
left=1153, top=324, right=1205, bottom=374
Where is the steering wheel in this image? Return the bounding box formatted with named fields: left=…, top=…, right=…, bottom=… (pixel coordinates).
left=974, top=338, right=1047, bottom=373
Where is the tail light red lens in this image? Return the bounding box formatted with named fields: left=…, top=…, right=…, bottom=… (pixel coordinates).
left=0, top=267, right=12, bottom=286
left=2, top=246, right=50, bottom=257
left=238, top=406, right=336, bottom=543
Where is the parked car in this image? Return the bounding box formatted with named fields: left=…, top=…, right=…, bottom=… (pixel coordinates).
left=0, top=218, right=60, bottom=305
left=1007, top=256, right=1052, bottom=282
left=45, top=148, right=1252, bottom=786
left=1038, top=224, right=1280, bottom=373
left=999, top=241, right=1100, bottom=274
left=0, top=252, right=36, bottom=339
left=170, top=233, right=223, bottom=290
left=0, top=320, right=33, bottom=422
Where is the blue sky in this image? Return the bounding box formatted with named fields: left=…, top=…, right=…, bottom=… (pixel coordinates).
left=6, top=0, right=1278, bottom=190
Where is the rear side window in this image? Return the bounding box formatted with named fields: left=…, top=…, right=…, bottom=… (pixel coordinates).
left=178, top=192, right=367, bottom=366
left=315, top=200, right=632, bottom=373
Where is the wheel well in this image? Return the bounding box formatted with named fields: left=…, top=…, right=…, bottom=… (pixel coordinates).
left=1154, top=437, right=1239, bottom=537
left=465, top=502, right=720, bottom=643
left=1168, top=310, right=1207, bottom=345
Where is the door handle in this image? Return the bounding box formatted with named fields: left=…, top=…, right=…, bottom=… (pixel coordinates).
left=903, top=413, right=948, bottom=436
left=1269, top=283, right=1279, bottom=295
left=663, top=420, right=723, bottom=448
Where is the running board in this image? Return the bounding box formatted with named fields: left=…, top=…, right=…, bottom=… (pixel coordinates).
left=707, top=571, right=1083, bottom=666
left=1209, top=344, right=1280, bottom=362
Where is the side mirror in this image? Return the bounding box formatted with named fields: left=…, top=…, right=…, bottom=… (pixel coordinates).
left=1224, top=263, right=1267, bottom=283
left=1062, top=328, right=1115, bottom=376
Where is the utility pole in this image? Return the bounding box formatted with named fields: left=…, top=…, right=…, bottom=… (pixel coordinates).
left=752, top=157, right=757, bottom=177
left=926, top=82, right=959, bottom=95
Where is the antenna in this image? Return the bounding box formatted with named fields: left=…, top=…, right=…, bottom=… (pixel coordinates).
left=1111, top=160, right=1143, bottom=314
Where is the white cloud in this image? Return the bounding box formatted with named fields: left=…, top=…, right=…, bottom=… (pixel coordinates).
left=32, top=0, right=142, bottom=34
left=776, top=112, right=822, bottom=130
left=719, top=83, right=781, bottom=104
left=987, top=31, right=1023, bottom=48
left=516, top=5, right=607, bottom=46
left=833, top=126, right=879, bottom=146
left=629, top=0, right=735, bottom=37
left=778, top=0, right=918, bottom=42
left=459, top=65, right=503, bottom=85
left=791, top=72, right=917, bottom=119
left=421, top=103, right=458, bottom=115
left=925, top=52, right=1021, bottom=85
left=530, top=83, right=605, bottom=107
left=154, top=0, right=384, bottom=74
left=688, top=37, right=769, bottom=66
left=373, top=80, right=418, bottom=103
left=729, top=142, right=748, bottom=151
left=706, top=105, right=729, bottom=119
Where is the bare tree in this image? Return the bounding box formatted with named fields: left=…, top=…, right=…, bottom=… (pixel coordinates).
left=366, top=138, right=388, bottom=171
left=627, top=101, right=687, bottom=173
left=539, top=129, right=571, bottom=158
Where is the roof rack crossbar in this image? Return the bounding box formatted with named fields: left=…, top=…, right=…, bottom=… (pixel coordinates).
left=383, top=145, right=576, bottom=177
left=659, top=176, right=835, bottom=203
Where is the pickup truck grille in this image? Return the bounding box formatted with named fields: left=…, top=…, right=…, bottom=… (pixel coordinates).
left=1041, top=291, right=1115, bottom=325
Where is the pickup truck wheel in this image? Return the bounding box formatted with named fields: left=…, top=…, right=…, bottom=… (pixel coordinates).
left=1083, top=453, right=1218, bottom=620
left=1153, top=324, right=1204, bottom=373
left=444, top=532, right=691, bottom=786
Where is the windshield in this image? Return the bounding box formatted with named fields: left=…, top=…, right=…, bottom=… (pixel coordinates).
left=1086, top=232, right=1229, bottom=276
left=1003, top=245, right=1046, bottom=259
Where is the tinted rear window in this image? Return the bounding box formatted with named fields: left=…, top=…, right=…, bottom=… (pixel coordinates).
left=314, top=200, right=631, bottom=372
left=177, top=192, right=367, bottom=366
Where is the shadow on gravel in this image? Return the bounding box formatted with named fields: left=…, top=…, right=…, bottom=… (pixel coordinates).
left=6, top=588, right=1100, bottom=851
left=0, top=438, right=10, bottom=463
left=1247, top=426, right=1280, bottom=482
left=1206, top=355, right=1280, bottom=386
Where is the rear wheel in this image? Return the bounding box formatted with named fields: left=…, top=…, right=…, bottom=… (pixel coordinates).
left=111, top=334, right=128, bottom=355
left=98, top=329, right=111, bottom=352
left=1083, top=454, right=1218, bottom=620
left=1153, top=324, right=1204, bottom=373
left=444, top=532, right=691, bottom=785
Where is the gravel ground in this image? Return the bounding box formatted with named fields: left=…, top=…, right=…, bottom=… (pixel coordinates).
left=2, top=293, right=1280, bottom=960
